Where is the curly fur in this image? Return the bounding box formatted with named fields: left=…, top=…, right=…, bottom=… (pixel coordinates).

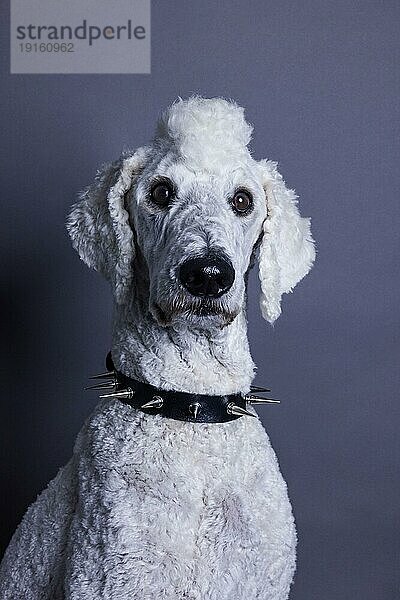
left=0, top=97, right=315, bottom=599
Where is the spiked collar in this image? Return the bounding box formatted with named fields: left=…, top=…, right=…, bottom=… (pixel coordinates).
left=86, top=352, right=279, bottom=424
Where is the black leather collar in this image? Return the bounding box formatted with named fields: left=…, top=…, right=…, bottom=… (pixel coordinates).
left=86, top=352, right=260, bottom=423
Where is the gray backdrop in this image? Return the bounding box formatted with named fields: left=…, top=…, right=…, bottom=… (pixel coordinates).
left=1, top=1, right=399, bottom=598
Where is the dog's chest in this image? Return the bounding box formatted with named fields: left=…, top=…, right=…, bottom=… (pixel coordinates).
left=64, top=400, right=296, bottom=599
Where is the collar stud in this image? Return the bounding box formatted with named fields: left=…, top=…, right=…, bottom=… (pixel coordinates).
left=141, top=395, right=164, bottom=410
left=189, top=402, right=201, bottom=419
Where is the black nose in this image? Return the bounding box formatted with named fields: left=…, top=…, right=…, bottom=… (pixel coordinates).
left=179, top=255, right=235, bottom=298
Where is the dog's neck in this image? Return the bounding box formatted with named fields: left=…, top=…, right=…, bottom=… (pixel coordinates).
left=111, top=297, right=255, bottom=396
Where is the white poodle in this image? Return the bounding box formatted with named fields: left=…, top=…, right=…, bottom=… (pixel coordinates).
left=0, top=97, right=315, bottom=599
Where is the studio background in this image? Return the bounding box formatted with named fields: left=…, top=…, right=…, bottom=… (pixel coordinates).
left=1, top=1, right=399, bottom=598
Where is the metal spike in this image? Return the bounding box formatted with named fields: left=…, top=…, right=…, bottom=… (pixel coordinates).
left=89, top=371, right=115, bottom=380
left=246, top=396, right=280, bottom=404
left=226, top=402, right=257, bottom=418
left=250, top=385, right=271, bottom=393
left=189, top=402, right=201, bottom=419
left=84, top=380, right=117, bottom=391
left=141, top=395, right=164, bottom=410
left=99, top=388, right=134, bottom=400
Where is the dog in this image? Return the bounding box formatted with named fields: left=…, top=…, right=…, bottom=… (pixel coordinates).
left=0, top=97, right=315, bottom=599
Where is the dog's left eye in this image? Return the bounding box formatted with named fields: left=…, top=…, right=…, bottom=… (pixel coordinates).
left=150, top=180, right=175, bottom=207
left=231, top=189, right=253, bottom=215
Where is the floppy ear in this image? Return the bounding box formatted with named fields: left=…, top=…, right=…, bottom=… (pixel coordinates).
left=66, top=147, right=148, bottom=303
left=258, top=160, right=315, bottom=324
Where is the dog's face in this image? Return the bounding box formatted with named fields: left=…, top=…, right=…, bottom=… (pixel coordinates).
left=67, top=97, right=315, bottom=328
left=130, top=152, right=267, bottom=328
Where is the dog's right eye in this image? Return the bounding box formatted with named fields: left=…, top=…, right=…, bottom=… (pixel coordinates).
left=150, top=180, right=175, bottom=207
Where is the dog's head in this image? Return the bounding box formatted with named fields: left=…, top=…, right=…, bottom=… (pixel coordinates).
left=67, top=97, right=315, bottom=328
